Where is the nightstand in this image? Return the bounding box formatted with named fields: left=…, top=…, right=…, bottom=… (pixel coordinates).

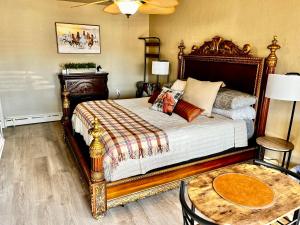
left=136, top=81, right=158, bottom=97
left=256, top=136, right=294, bottom=169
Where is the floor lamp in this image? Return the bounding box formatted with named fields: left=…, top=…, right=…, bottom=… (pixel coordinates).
left=265, top=73, right=300, bottom=141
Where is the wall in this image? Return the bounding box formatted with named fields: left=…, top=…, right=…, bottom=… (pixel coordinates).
left=0, top=0, right=148, bottom=117
left=149, top=0, right=300, bottom=163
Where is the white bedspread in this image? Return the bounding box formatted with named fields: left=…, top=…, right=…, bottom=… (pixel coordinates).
left=72, top=97, right=248, bottom=181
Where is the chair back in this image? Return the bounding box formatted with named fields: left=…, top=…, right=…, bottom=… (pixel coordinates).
left=179, top=181, right=217, bottom=225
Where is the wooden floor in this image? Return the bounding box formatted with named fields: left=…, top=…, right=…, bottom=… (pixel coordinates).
left=0, top=122, right=183, bottom=225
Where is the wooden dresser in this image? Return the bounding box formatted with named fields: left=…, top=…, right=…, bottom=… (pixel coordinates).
left=58, top=73, right=109, bottom=114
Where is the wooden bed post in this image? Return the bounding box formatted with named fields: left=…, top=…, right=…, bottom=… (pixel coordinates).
left=257, top=36, right=281, bottom=136
left=62, top=85, right=70, bottom=124
left=88, top=118, right=107, bottom=219
left=178, top=40, right=186, bottom=79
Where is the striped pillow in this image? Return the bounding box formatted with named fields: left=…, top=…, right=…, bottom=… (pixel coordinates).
left=174, top=100, right=203, bottom=122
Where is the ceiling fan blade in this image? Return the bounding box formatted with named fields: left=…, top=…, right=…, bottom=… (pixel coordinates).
left=103, top=3, right=121, bottom=14
left=139, top=4, right=175, bottom=15
left=70, top=0, right=110, bottom=8
left=143, top=0, right=178, bottom=8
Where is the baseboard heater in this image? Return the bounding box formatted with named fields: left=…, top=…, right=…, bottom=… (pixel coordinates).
left=4, top=112, right=62, bottom=127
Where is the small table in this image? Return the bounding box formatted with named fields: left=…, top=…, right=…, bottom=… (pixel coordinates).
left=256, top=136, right=294, bottom=169
left=188, top=163, right=300, bottom=225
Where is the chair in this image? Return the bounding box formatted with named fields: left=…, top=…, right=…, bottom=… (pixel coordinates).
left=253, top=159, right=300, bottom=225
left=179, top=181, right=217, bottom=225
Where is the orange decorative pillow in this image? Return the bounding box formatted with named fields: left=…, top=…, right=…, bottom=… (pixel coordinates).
left=174, top=100, right=204, bottom=122
left=148, top=90, right=161, bottom=104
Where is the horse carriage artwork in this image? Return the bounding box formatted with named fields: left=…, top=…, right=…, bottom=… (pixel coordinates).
left=56, top=22, right=101, bottom=54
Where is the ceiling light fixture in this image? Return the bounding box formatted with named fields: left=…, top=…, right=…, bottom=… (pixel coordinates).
left=115, top=0, right=141, bottom=17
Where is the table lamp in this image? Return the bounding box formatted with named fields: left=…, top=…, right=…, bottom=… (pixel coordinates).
left=152, top=61, right=169, bottom=87
left=265, top=73, right=300, bottom=141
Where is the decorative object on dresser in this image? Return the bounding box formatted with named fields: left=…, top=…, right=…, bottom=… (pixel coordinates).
left=152, top=60, right=170, bottom=86
left=58, top=72, right=109, bottom=117
left=55, top=22, right=101, bottom=54
left=62, top=62, right=97, bottom=75
left=60, top=36, right=280, bottom=219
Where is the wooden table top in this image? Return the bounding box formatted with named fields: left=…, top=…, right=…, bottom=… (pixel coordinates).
left=256, top=136, right=294, bottom=152
left=188, top=163, right=300, bottom=225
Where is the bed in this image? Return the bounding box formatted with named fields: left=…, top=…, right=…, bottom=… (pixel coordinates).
left=60, top=36, right=281, bottom=219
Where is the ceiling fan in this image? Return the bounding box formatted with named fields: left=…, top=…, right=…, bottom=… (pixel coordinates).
left=65, top=0, right=179, bottom=18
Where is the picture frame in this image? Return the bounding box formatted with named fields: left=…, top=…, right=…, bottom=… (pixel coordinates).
left=55, top=22, right=101, bottom=54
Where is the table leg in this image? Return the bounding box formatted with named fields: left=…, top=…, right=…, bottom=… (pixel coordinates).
left=258, top=146, right=265, bottom=161
left=286, top=150, right=292, bottom=170
left=282, top=152, right=287, bottom=168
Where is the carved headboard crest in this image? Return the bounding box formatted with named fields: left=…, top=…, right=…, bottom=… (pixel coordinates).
left=190, top=36, right=251, bottom=57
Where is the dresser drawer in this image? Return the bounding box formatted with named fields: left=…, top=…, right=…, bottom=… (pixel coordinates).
left=66, top=78, right=107, bottom=96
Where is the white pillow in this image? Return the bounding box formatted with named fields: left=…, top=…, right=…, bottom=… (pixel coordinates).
left=212, top=106, right=256, bottom=120
left=213, top=88, right=256, bottom=109
left=183, top=78, right=223, bottom=116
left=171, top=79, right=186, bottom=91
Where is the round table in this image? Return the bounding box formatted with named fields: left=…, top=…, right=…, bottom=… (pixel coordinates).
left=256, top=136, right=294, bottom=169
left=187, top=163, right=300, bottom=225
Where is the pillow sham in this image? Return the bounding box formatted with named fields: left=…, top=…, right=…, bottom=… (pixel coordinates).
left=174, top=100, right=204, bottom=122
left=183, top=78, right=223, bottom=116
left=245, top=119, right=255, bottom=139
left=212, top=106, right=256, bottom=120
left=151, top=87, right=183, bottom=115
left=213, top=88, right=256, bottom=110
left=171, top=79, right=187, bottom=91
left=148, top=90, right=161, bottom=104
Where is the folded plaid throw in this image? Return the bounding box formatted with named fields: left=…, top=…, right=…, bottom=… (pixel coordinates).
left=73, top=100, right=169, bottom=170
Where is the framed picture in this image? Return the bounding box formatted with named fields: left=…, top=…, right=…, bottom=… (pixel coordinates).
left=55, top=22, right=101, bottom=54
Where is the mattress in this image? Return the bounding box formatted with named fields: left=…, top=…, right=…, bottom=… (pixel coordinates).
left=72, top=97, right=248, bottom=181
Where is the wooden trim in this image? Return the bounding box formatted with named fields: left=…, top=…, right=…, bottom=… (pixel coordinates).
left=107, top=148, right=255, bottom=200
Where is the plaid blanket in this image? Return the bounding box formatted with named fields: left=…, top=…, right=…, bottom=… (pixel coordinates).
left=73, top=100, right=169, bottom=170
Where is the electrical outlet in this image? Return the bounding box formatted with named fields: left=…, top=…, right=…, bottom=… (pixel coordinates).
left=115, top=89, right=121, bottom=99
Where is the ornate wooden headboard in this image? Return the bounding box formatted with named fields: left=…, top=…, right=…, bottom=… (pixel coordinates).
left=177, top=36, right=281, bottom=137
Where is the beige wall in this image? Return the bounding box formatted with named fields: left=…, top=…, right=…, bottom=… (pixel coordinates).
left=150, top=0, right=300, bottom=163
left=0, top=0, right=148, bottom=117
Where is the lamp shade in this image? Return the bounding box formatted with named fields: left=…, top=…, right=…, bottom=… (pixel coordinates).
left=265, top=74, right=300, bottom=101
left=152, top=61, right=169, bottom=75
left=116, top=0, right=141, bottom=15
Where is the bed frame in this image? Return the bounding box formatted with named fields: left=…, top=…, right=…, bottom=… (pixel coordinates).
left=61, top=36, right=280, bottom=219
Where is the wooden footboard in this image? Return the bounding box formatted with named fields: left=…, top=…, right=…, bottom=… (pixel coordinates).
left=60, top=36, right=281, bottom=219
left=63, top=114, right=255, bottom=218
